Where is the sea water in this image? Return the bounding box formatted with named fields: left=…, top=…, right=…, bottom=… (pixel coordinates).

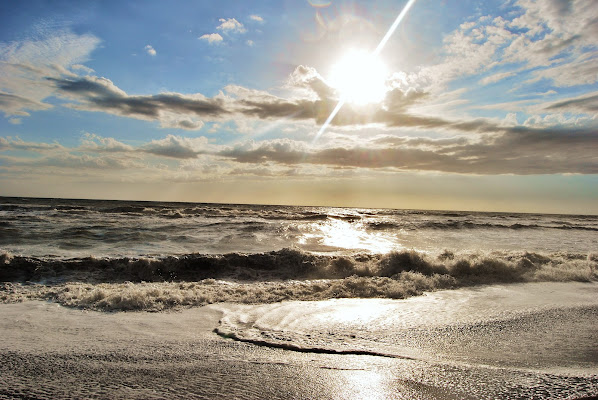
left=1, top=196, right=597, bottom=398
left=1, top=196, right=596, bottom=259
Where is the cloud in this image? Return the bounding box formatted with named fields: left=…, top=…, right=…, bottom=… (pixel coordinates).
left=249, top=15, right=264, bottom=23
left=2, top=121, right=597, bottom=178
left=71, top=64, right=95, bottom=74
left=1, top=132, right=216, bottom=163
left=0, top=30, right=100, bottom=118
left=0, top=153, right=142, bottom=170
left=141, top=135, right=210, bottom=159
left=79, top=133, right=135, bottom=153
left=0, top=134, right=220, bottom=185
left=479, top=71, right=516, bottom=85
left=219, top=139, right=308, bottom=165
left=144, top=45, right=156, bottom=56
left=530, top=57, right=598, bottom=87
left=199, top=33, right=223, bottom=44
left=159, top=115, right=205, bottom=130
left=416, top=0, right=598, bottom=91
left=215, top=127, right=598, bottom=175
left=544, top=92, right=598, bottom=113
left=246, top=40, right=255, bottom=47
left=0, top=91, right=51, bottom=117
left=217, top=18, right=246, bottom=34
left=47, top=75, right=227, bottom=128
left=43, top=63, right=598, bottom=142
left=199, top=17, right=247, bottom=46
left=0, top=136, right=63, bottom=152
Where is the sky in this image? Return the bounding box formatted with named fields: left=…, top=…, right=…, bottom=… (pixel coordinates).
left=0, top=0, right=597, bottom=214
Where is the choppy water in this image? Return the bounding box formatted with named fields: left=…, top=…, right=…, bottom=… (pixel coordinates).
left=1, top=196, right=598, bottom=398
left=1, top=196, right=597, bottom=258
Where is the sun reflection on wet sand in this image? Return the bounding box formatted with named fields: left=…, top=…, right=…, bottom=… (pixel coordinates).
left=311, top=299, right=395, bottom=325
left=335, top=369, right=389, bottom=400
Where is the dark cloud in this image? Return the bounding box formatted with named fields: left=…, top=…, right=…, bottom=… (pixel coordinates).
left=216, top=126, right=598, bottom=174
left=219, top=139, right=306, bottom=164
left=45, top=68, right=598, bottom=175
left=3, top=121, right=596, bottom=175
left=48, top=76, right=228, bottom=125
left=237, top=97, right=323, bottom=121
left=545, top=93, right=598, bottom=113
left=47, top=69, right=453, bottom=134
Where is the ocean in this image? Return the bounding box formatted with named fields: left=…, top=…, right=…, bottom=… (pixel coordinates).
left=1, top=196, right=597, bottom=399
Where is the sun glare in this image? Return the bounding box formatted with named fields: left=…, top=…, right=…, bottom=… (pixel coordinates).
left=328, top=50, right=389, bottom=105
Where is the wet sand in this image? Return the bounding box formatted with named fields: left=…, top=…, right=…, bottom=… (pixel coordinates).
left=0, top=301, right=596, bottom=399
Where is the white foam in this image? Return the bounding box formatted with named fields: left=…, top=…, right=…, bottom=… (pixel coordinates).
left=215, top=282, right=598, bottom=374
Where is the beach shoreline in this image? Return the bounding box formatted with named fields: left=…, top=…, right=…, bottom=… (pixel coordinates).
left=0, top=300, right=435, bottom=400
left=2, top=291, right=597, bottom=399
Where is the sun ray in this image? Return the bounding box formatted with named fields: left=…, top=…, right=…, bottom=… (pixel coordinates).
left=313, top=0, right=419, bottom=143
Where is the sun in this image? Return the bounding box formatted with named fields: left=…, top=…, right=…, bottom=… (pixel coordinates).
left=327, top=50, right=389, bottom=105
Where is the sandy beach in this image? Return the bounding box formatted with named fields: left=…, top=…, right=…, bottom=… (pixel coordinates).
left=0, top=301, right=453, bottom=400
left=2, top=288, right=597, bottom=399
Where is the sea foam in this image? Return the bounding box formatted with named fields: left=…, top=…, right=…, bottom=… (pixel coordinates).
left=2, top=249, right=596, bottom=311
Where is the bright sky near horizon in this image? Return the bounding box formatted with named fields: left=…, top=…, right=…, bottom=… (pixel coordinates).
left=0, top=0, right=597, bottom=214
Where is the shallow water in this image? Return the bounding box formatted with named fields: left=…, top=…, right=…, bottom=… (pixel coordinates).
left=1, top=294, right=597, bottom=399
left=216, top=282, right=598, bottom=375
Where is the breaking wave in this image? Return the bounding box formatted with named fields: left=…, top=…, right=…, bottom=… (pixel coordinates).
left=1, top=249, right=596, bottom=311
left=367, top=220, right=598, bottom=232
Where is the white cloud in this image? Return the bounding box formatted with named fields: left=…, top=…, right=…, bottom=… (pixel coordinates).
left=199, top=33, right=223, bottom=44
left=246, top=40, right=255, bottom=47
left=71, top=64, right=95, bottom=74
left=144, top=45, right=156, bottom=56
left=217, top=18, right=246, bottom=34
left=416, top=0, right=598, bottom=91
left=158, top=113, right=205, bottom=130
left=0, top=30, right=100, bottom=118
left=249, top=15, right=264, bottom=23
left=531, top=57, right=598, bottom=87
left=79, top=133, right=135, bottom=153
left=0, top=136, right=64, bottom=152
left=479, top=71, right=516, bottom=85
left=142, top=135, right=210, bottom=159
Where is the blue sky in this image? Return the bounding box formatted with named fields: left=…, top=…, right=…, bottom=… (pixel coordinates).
left=1, top=0, right=597, bottom=213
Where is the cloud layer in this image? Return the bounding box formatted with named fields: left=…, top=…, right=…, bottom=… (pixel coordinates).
left=2, top=125, right=597, bottom=177
left=0, top=0, right=596, bottom=187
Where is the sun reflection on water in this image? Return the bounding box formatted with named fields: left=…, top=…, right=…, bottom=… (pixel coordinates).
left=298, top=218, right=398, bottom=253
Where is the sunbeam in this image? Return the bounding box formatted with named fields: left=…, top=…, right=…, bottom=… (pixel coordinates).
left=313, top=0, right=419, bottom=143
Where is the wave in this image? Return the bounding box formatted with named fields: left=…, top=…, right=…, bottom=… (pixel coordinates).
left=1, top=249, right=596, bottom=311
left=367, top=220, right=598, bottom=232
left=53, top=205, right=90, bottom=211
left=101, top=206, right=148, bottom=214
left=0, top=204, right=52, bottom=212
